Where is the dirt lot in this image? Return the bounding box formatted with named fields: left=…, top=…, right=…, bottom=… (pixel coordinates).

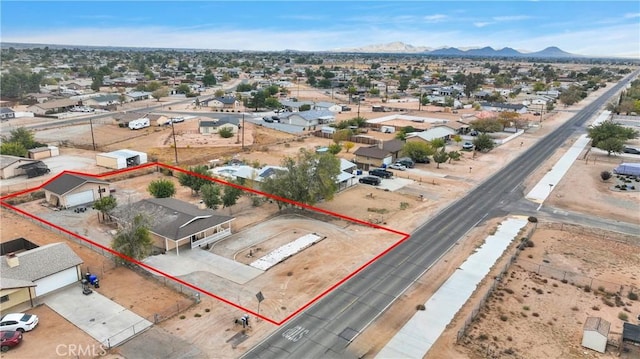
left=451, top=224, right=640, bottom=359
left=3, top=79, right=636, bottom=358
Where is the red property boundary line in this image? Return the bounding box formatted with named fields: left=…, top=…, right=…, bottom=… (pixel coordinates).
left=0, top=162, right=410, bottom=325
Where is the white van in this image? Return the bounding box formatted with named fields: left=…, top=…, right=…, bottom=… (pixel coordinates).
left=128, top=118, right=150, bottom=130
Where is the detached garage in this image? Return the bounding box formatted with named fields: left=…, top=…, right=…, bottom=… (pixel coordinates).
left=582, top=316, right=610, bottom=353
left=0, top=242, right=83, bottom=311
left=96, top=149, right=148, bottom=170
left=44, top=173, right=110, bottom=208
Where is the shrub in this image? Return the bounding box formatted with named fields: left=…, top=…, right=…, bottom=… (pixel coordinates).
left=583, top=285, right=591, bottom=293
left=219, top=127, right=234, bottom=138
left=600, top=171, right=612, bottom=181
left=416, top=304, right=426, bottom=311
left=571, top=306, right=579, bottom=311
left=194, top=313, right=201, bottom=317
left=179, top=315, right=186, bottom=319
left=532, top=312, right=540, bottom=317
left=527, top=216, right=538, bottom=223
left=500, top=315, right=508, bottom=322
left=205, top=308, right=210, bottom=312
left=536, top=288, right=544, bottom=294
left=503, top=288, right=514, bottom=294
left=602, top=298, right=615, bottom=307
left=618, top=312, right=629, bottom=321
left=628, top=292, right=638, bottom=301
left=523, top=306, right=530, bottom=311
left=561, top=279, right=568, bottom=284
left=526, top=240, right=534, bottom=247
left=592, top=305, right=600, bottom=311
left=478, top=334, right=489, bottom=341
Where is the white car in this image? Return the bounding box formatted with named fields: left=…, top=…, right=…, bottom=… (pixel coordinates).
left=0, top=313, right=39, bottom=333
left=388, top=163, right=407, bottom=171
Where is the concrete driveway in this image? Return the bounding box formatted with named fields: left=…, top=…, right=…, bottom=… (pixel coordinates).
left=44, top=285, right=153, bottom=348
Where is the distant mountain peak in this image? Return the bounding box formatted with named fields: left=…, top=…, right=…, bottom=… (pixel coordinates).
left=332, top=41, right=579, bottom=58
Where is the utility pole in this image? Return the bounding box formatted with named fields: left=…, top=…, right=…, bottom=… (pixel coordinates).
left=89, top=118, right=96, bottom=151
left=241, top=114, right=245, bottom=150
left=170, top=120, right=179, bottom=164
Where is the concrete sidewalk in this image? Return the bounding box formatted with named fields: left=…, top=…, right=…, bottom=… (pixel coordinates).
left=376, top=217, right=528, bottom=358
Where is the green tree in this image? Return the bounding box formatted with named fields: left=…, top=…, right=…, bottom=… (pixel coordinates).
left=588, top=120, right=638, bottom=155
left=261, top=149, right=341, bottom=208
left=202, top=73, right=217, bottom=87
left=343, top=141, right=355, bottom=153
left=328, top=143, right=342, bottom=154
left=219, top=127, right=234, bottom=138
left=146, top=81, right=162, bottom=92
left=176, top=84, right=191, bottom=95
left=299, top=104, right=312, bottom=111
left=147, top=179, right=176, bottom=198
left=264, top=97, right=281, bottom=110
left=152, top=87, right=169, bottom=101
left=401, top=141, right=435, bottom=163
left=7, top=127, right=42, bottom=149
left=112, top=213, right=153, bottom=263
left=178, top=165, right=210, bottom=195
left=395, top=126, right=417, bottom=140
left=430, top=138, right=446, bottom=151
left=0, top=69, right=42, bottom=98
left=236, top=83, right=253, bottom=92
left=470, top=118, right=503, bottom=133
left=473, top=133, right=496, bottom=152
left=0, top=142, right=27, bottom=157
left=248, top=90, right=267, bottom=110
left=432, top=149, right=449, bottom=168
left=448, top=150, right=461, bottom=163
left=214, top=89, right=225, bottom=97
left=93, top=196, right=117, bottom=222
left=200, top=183, right=221, bottom=209
left=222, top=182, right=243, bottom=211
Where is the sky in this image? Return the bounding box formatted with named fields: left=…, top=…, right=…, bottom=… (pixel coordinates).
left=1, top=1, right=639, bottom=58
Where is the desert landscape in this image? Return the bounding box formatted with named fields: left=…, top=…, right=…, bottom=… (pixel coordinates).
left=2, top=69, right=639, bottom=359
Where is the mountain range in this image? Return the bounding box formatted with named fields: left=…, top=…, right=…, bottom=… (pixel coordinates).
left=332, top=41, right=579, bottom=58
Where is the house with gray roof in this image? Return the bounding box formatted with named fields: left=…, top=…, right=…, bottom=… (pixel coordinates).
left=199, top=118, right=239, bottom=135
left=43, top=173, right=110, bottom=208
left=480, top=101, right=528, bottom=114
left=206, top=96, right=240, bottom=110
left=120, top=198, right=235, bottom=254
left=353, top=139, right=404, bottom=170
left=0, top=242, right=83, bottom=311
left=280, top=110, right=335, bottom=129
left=0, top=107, right=15, bottom=121
left=0, top=155, right=39, bottom=179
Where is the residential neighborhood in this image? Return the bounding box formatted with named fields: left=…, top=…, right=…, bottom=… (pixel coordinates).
left=1, top=42, right=640, bottom=359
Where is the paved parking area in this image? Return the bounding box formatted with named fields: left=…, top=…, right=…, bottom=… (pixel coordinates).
left=44, top=286, right=153, bottom=348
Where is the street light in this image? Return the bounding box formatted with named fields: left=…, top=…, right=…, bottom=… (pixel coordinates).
left=548, top=183, right=554, bottom=195
left=469, top=167, right=473, bottom=173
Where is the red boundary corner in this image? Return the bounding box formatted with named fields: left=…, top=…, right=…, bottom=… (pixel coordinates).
left=0, top=162, right=410, bottom=325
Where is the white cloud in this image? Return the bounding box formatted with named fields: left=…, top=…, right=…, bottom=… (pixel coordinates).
left=492, top=15, right=532, bottom=21
left=423, top=14, right=448, bottom=23
left=473, top=22, right=493, bottom=28
left=624, top=12, right=640, bottom=18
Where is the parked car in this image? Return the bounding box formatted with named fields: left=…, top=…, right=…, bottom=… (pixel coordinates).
left=0, top=313, right=39, bottom=333
left=469, top=130, right=479, bottom=136
left=388, top=163, right=407, bottom=171
left=415, top=157, right=431, bottom=164
left=369, top=168, right=393, bottom=179
left=623, top=146, right=640, bottom=154
left=262, top=117, right=273, bottom=123
left=395, top=157, right=415, bottom=168
left=359, top=176, right=381, bottom=186
left=462, top=142, right=475, bottom=150
left=0, top=331, right=22, bottom=352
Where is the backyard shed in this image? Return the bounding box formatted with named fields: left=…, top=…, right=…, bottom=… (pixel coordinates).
left=96, top=149, right=148, bottom=170
left=582, top=316, right=610, bottom=353
left=0, top=155, right=38, bottom=179
left=27, top=146, right=59, bottom=160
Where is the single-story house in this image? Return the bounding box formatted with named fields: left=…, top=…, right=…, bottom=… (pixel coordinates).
left=280, top=110, right=335, bottom=129
left=436, top=121, right=471, bottom=135
left=43, top=173, right=111, bottom=208
left=25, top=93, right=52, bottom=104
left=0, top=155, right=40, bottom=179
left=147, top=114, right=170, bottom=127
left=406, top=126, right=456, bottom=143
left=199, top=118, right=239, bottom=135
left=27, top=146, right=59, bottom=160
left=125, top=91, right=152, bottom=102
left=280, top=100, right=315, bottom=112
left=96, top=149, right=148, bottom=170
left=581, top=316, right=610, bottom=354
left=207, top=96, right=240, bottom=110
left=0, top=242, right=83, bottom=311
left=353, top=140, right=404, bottom=170
left=314, top=101, right=343, bottom=113
left=210, top=165, right=285, bottom=188
left=120, top=198, right=235, bottom=254
left=480, top=102, right=528, bottom=114
left=337, top=159, right=357, bottom=191
left=83, top=93, right=122, bottom=107
left=0, top=107, right=16, bottom=121
left=27, top=98, right=78, bottom=115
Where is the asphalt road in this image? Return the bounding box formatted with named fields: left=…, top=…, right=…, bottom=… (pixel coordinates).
left=242, top=72, right=640, bottom=359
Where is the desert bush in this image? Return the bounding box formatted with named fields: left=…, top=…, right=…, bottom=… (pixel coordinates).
left=602, top=298, right=615, bottom=307
left=618, top=312, right=629, bottom=321
left=532, top=312, right=540, bottom=317
left=523, top=306, right=530, bottom=311
left=628, top=292, right=638, bottom=301
left=478, top=334, right=489, bottom=341
left=592, top=306, right=600, bottom=311
left=416, top=304, right=426, bottom=311
left=536, top=288, right=544, bottom=294
left=583, top=285, right=591, bottom=293
left=561, top=279, right=568, bottom=284
left=500, top=315, right=508, bottom=322
left=194, top=313, right=201, bottom=317
left=571, top=306, right=579, bottom=311
left=503, top=288, right=514, bottom=294
left=527, top=216, right=538, bottom=223
left=179, top=315, right=186, bottom=319
left=600, top=171, right=612, bottom=181
left=526, top=240, right=534, bottom=247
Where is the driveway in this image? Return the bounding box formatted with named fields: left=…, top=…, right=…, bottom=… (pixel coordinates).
left=44, top=285, right=153, bottom=348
